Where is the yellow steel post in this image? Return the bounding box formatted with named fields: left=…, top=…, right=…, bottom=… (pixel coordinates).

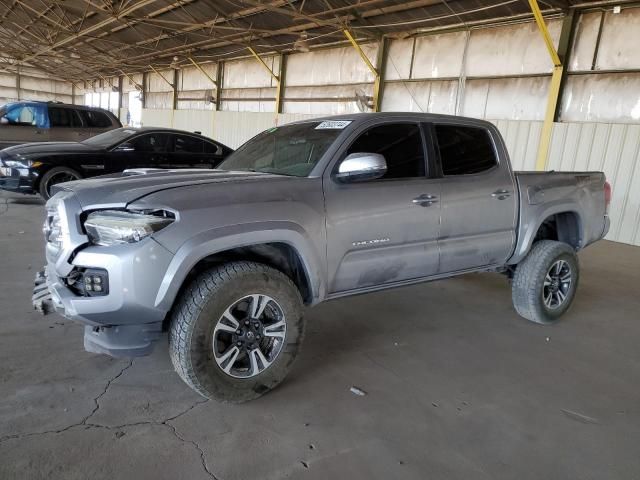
left=528, top=0, right=563, bottom=171
left=247, top=46, right=281, bottom=115
left=247, top=46, right=279, bottom=82
left=343, top=29, right=381, bottom=112
left=188, top=57, right=218, bottom=87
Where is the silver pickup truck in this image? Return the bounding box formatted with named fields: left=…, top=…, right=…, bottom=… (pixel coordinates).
left=33, top=113, right=611, bottom=402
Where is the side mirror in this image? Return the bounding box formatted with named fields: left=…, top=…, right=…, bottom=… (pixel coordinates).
left=115, top=142, right=135, bottom=152
left=335, top=152, right=387, bottom=183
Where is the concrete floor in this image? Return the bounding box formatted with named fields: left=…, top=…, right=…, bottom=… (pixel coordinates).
left=0, top=190, right=639, bottom=480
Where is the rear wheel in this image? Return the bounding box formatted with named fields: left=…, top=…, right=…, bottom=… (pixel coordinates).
left=39, top=167, right=82, bottom=200
left=169, top=261, right=305, bottom=402
left=511, top=240, right=579, bottom=324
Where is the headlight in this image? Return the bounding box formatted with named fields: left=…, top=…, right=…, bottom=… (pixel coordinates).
left=84, top=210, right=174, bottom=246
left=3, top=159, right=30, bottom=168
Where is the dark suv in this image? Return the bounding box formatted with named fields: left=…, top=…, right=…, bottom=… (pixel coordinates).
left=0, top=101, right=121, bottom=149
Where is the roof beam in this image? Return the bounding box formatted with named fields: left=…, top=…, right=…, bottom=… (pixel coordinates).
left=20, top=0, right=158, bottom=63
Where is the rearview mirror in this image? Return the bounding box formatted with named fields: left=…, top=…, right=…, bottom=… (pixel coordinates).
left=115, top=142, right=135, bottom=152
left=335, top=152, right=387, bottom=183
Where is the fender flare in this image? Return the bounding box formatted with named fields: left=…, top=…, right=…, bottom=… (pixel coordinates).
left=153, top=221, right=326, bottom=310
left=509, top=204, right=584, bottom=265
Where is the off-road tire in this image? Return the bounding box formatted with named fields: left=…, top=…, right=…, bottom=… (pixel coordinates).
left=511, top=240, right=579, bottom=325
left=169, top=261, right=305, bottom=402
left=39, top=166, right=82, bottom=200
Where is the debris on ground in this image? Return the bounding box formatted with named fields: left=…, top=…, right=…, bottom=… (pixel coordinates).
left=350, top=386, right=367, bottom=396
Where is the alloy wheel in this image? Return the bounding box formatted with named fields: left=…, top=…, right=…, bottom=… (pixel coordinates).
left=212, top=294, right=287, bottom=379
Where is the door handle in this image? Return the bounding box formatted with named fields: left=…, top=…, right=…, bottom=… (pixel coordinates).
left=491, top=189, right=511, bottom=200
left=412, top=194, right=439, bottom=207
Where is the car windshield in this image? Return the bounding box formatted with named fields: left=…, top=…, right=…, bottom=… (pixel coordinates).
left=82, top=128, right=139, bottom=148
left=217, top=122, right=344, bottom=177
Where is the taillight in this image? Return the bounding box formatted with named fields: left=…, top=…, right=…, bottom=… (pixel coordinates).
left=604, top=181, right=612, bottom=214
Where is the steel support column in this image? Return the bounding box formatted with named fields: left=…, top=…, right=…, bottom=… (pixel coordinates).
left=215, top=62, right=224, bottom=111
left=275, top=53, right=286, bottom=114
left=247, top=46, right=280, bottom=114
left=529, top=0, right=563, bottom=171
left=344, top=29, right=382, bottom=112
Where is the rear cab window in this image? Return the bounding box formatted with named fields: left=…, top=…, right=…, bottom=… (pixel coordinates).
left=434, top=125, right=497, bottom=175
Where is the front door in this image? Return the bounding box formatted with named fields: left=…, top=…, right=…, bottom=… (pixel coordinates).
left=324, top=121, right=441, bottom=293
left=432, top=123, right=517, bottom=272
left=110, top=132, right=170, bottom=172
left=0, top=103, right=49, bottom=148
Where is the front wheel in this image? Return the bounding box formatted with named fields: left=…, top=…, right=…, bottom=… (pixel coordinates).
left=39, top=167, right=82, bottom=200
left=511, top=240, right=579, bottom=324
left=169, top=262, right=305, bottom=402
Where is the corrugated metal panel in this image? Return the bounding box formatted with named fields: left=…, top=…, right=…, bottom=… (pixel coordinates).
left=285, top=44, right=377, bottom=86
left=465, top=20, right=561, bottom=77
left=381, top=80, right=457, bottom=114
left=568, top=11, right=601, bottom=72
left=180, top=64, right=217, bottom=91
left=411, top=31, right=467, bottom=79
left=147, top=69, right=174, bottom=93
left=141, top=108, right=173, bottom=128
left=211, top=111, right=276, bottom=149
left=595, top=7, right=640, bottom=70
left=560, top=73, right=640, bottom=123
left=463, top=77, right=550, bottom=121
left=173, top=110, right=214, bottom=138
left=224, top=56, right=278, bottom=89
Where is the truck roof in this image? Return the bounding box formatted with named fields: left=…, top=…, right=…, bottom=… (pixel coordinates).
left=288, top=112, right=495, bottom=129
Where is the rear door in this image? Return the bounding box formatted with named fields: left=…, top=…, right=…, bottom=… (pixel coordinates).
left=432, top=123, right=517, bottom=272
left=167, top=134, right=208, bottom=168
left=48, top=106, right=89, bottom=142
left=85, top=110, right=115, bottom=137
left=324, top=120, right=441, bottom=293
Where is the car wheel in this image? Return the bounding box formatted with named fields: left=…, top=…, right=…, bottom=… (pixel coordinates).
left=169, top=261, right=305, bottom=402
left=39, top=167, right=82, bottom=200
left=511, top=240, right=579, bottom=325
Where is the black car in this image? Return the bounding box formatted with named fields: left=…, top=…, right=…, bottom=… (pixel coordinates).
left=0, top=127, right=233, bottom=199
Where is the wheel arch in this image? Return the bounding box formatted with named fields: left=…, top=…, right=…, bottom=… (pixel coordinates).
left=155, top=224, right=325, bottom=318
left=510, top=208, right=584, bottom=265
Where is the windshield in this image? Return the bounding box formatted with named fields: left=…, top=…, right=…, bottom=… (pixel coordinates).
left=82, top=128, right=139, bottom=148
left=217, top=122, right=344, bottom=177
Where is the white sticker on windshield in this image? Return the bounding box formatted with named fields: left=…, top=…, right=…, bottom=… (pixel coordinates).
left=315, top=120, right=352, bottom=130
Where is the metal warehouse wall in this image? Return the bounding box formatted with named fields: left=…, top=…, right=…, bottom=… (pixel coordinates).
left=0, top=68, right=73, bottom=105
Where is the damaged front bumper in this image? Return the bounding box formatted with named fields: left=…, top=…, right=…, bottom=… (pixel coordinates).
left=32, top=268, right=164, bottom=357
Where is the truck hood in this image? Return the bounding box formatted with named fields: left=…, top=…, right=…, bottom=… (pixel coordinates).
left=57, top=169, right=281, bottom=207
left=2, top=141, right=101, bottom=156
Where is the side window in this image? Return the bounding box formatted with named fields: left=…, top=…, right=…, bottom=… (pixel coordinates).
left=85, top=110, right=112, bottom=128
left=131, top=134, right=168, bottom=152
left=49, top=107, right=72, bottom=127
left=70, top=109, right=85, bottom=128
left=344, top=123, right=425, bottom=179
left=203, top=140, right=223, bottom=155
left=435, top=125, right=497, bottom=175
left=1, top=103, right=49, bottom=128
left=173, top=135, right=204, bottom=153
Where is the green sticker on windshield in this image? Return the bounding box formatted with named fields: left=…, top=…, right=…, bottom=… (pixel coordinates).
left=267, top=127, right=278, bottom=133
